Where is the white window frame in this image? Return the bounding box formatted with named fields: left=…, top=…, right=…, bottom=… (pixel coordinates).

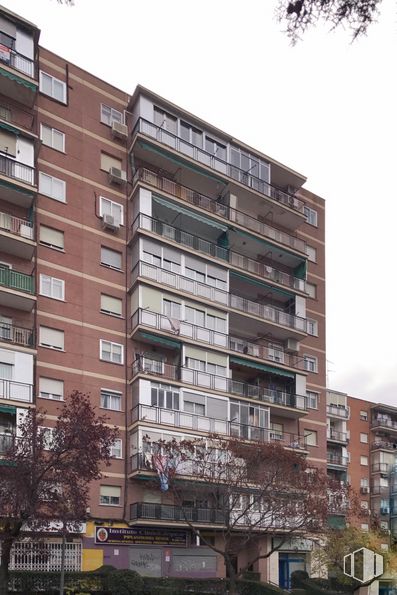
left=100, top=294, right=122, bottom=317
left=360, top=410, right=368, bottom=421
left=306, top=282, right=317, bottom=299
left=39, top=377, right=64, bottom=401
left=39, top=274, right=65, bottom=301
left=40, top=124, right=65, bottom=152
left=39, top=172, right=66, bottom=203
left=110, top=439, right=122, bottom=459
left=39, top=71, right=67, bottom=103
left=99, top=196, right=124, bottom=226
left=99, top=485, right=121, bottom=506
left=306, top=391, right=319, bottom=410
left=304, top=206, right=318, bottom=227
left=100, top=389, right=122, bottom=411
left=100, top=104, right=124, bottom=126
left=39, top=326, right=64, bottom=351
left=304, top=429, right=317, bottom=446
left=307, top=318, right=318, bottom=336
left=360, top=433, right=368, bottom=444
left=100, top=340, right=124, bottom=365
left=100, top=246, right=122, bottom=271
left=304, top=355, right=318, bottom=373
left=39, top=225, right=64, bottom=250
left=360, top=455, right=368, bottom=466
left=306, top=245, right=317, bottom=263
left=39, top=426, right=55, bottom=450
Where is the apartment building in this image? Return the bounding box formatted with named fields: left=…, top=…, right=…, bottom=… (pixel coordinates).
left=0, top=5, right=326, bottom=584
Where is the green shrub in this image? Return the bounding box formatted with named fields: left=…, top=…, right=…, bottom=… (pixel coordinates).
left=291, top=569, right=309, bottom=589
left=237, top=579, right=286, bottom=595
left=241, top=571, right=261, bottom=582
left=103, top=569, right=144, bottom=595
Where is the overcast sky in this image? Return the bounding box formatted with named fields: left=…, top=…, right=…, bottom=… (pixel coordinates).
left=4, top=0, right=397, bottom=404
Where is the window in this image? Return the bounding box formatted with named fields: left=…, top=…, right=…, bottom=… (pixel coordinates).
left=360, top=478, right=369, bottom=488
left=360, top=433, right=368, bottom=444
left=306, top=282, right=317, bottom=299
left=205, top=136, right=226, bottom=161
left=360, top=501, right=369, bottom=510
left=39, top=426, right=55, bottom=450
left=307, top=318, right=318, bottom=336
left=100, top=152, right=121, bottom=172
left=207, top=314, right=226, bottom=333
left=100, top=104, right=123, bottom=126
left=101, top=247, right=122, bottom=270
left=184, top=400, right=205, bottom=416
left=360, top=455, right=368, bottom=466
left=304, top=355, right=318, bottom=373
left=101, top=294, right=122, bottom=317
left=100, top=340, right=123, bottom=364
left=186, top=357, right=205, bottom=372
left=99, top=196, right=124, bottom=226
left=0, top=129, right=16, bottom=156
left=100, top=389, right=122, bottom=411
left=270, top=423, right=284, bottom=440
left=39, top=377, right=64, bottom=401
left=39, top=326, right=64, bottom=351
left=154, top=106, right=177, bottom=134
left=304, top=430, right=317, bottom=446
left=40, top=124, right=65, bottom=152
left=360, top=410, right=368, bottom=421
left=306, top=391, right=319, bottom=409
left=180, top=121, right=203, bottom=147
left=185, top=267, right=205, bottom=283
left=39, top=172, right=66, bottom=202
left=304, top=206, right=318, bottom=227
left=185, top=306, right=205, bottom=327
left=142, top=251, right=161, bottom=268
left=305, top=245, right=317, bottom=263
left=0, top=362, right=13, bottom=379
left=206, top=363, right=227, bottom=376
left=110, top=439, right=122, bottom=458
left=39, top=274, right=65, bottom=301
left=162, top=299, right=181, bottom=320
left=39, top=71, right=67, bottom=103
left=39, top=226, right=64, bottom=250
left=100, top=485, right=121, bottom=506
left=163, top=259, right=180, bottom=274
left=151, top=383, right=179, bottom=410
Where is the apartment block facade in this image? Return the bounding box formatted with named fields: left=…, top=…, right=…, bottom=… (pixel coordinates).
left=0, top=5, right=326, bottom=585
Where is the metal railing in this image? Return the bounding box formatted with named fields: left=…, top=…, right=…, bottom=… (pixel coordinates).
left=131, top=358, right=307, bottom=411
left=4, top=542, right=81, bottom=571
left=327, top=454, right=349, bottom=466
left=0, top=48, right=35, bottom=78
left=0, top=432, right=12, bottom=453
left=130, top=404, right=306, bottom=449
left=326, top=404, right=350, bottom=419
left=327, top=429, right=348, bottom=442
left=0, top=322, right=34, bottom=347
left=130, top=501, right=226, bottom=524
left=371, top=441, right=397, bottom=451
left=0, top=102, right=35, bottom=132
left=0, top=379, right=33, bottom=403
left=0, top=211, right=34, bottom=240
left=0, top=267, right=34, bottom=294
left=131, top=307, right=305, bottom=371
left=372, top=418, right=397, bottom=431
left=132, top=118, right=306, bottom=214
left=371, top=463, right=389, bottom=473
left=132, top=261, right=307, bottom=333
left=131, top=213, right=306, bottom=293
left=0, top=153, right=35, bottom=186
left=134, top=167, right=306, bottom=253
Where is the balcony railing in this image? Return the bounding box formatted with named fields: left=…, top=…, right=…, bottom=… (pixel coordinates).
left=326, top=404, right=350, bottom=419
left=372, top=419, right=397, bottom=431
left=0, top=267, right=34, bottom=294
left=371, top=441, right=397, bottom=452
left=0, top=103, right=35, bottom=132
left=0, top=379, right=33, bottom=403
left=131, top=358, right=307, bottom=411
left=131, top=308, right=305, bottom=371
left=0, top=48, right=35, bottom=78
left=0, top=432, right=12, bottom=453
left=327, top=454, right=349, bottom=467
left=0, top=154, right=35, bottom=186
left=132, top=213, right=306, bottom=293
left=371, top=486, right=390, bottom=496
left=130, top=501, right=226, bottom=524
left=371, top=463, right=389, bottom=474
left=0, top=323, right=34, bottom=347
left=134, top=168, right=307, bottom=254
left=132, top=119, right=306, bottom=214
left=0, top=211, right=34, bottom=240
left=130, top=404, right=307, bottom=449
left=132, top=261, right=307, bottom=334
left=327, top=429, right=348, bottom=442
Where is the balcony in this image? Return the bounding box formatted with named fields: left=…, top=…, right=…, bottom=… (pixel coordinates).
left=371, top=418, right=397, bottom=434
left=0, top=379, right=33, bottom=403
left=371, top=441, right=397, bottom=452
left=0, top=103, right=36, bottom=135
left=134, top=168, right=306, bottom=255
left=130, top=501, right=226, bottom=525
left=130, top=404, right=307, bottom=449
left=372, top=463, right=389, bottom=474
left=326, top=404, right=350, bottom=419
left=0, top=433, right=12, bottom=453
left=0, top=211, right=34, bottom=259
left=131, top=358, right=307, bottom=414
left=0, top=268, right=35, bottom=311
left=0, top=322, right=34, bottom=348
left=131, top=213, right=306, bottom=294
left=327, top=429, right=348, bottom=443
left=0, top=48, right=37, bottom=106
left=132, top=261, right=307, bottom=337
left=327, top=454, right=349, bottom=468
left=131, top=119, right=306, bottom=217
left=0, top=154, right=34, bottom=186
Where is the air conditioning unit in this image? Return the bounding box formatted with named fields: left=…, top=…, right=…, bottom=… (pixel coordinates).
left=285, top=338, right=299, bottom=353
left=111, top=121, right=128, bottom=139
left=108, top=166, right=127, bottom=185
left=380, top=507, right=390, bottom=515
left=360, top=486, right=370, bottom=494
left=102, top=213, right=119, bottom=231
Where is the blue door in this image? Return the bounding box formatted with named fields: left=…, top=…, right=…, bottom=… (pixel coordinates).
left=279, top=553, right=306, bottom=590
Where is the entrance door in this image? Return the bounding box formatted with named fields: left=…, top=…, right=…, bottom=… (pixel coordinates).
left=279, top=553, right=306, bottom=590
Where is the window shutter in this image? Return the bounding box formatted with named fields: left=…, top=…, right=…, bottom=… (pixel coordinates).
left=40, top=326, right=64, bottom=350
left=0, top=130, right=16, bottom=156
left=101, top=295, right=122, bottom=316
left=100, top=485, right=121, bottom=497
left=0, top=16, right=16, bottom=38
left=40, top=226, right=64, bottom=249
left=101, top=247, right=121, bottom=269
left=40, top=377, right=64, bottom=399
left=100, top=153, right=122, bottom=172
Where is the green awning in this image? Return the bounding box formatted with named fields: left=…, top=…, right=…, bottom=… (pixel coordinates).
left=139, top=331, right=181, bottom=349
left=139, top=141, right=226, bottom=185
left=230, top=356, right=295, bottom=379
left=236, top=229, right=306, bottom=265
left=0, top=121, right=20, bottom=135
left=230, top=271, right=294, bottom=299
left=328, top=515, right=346, bottom=529
left=0, top=405, right=16, bottom=414
left=152, top=195, right=228, bottom=232
left=0, top=178, right=35, bottom=197
left=0, top=67, right=37, bottom=91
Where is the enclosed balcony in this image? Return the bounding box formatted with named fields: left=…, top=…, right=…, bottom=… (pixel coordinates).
left=0, top=211, right=34, bottom=259
left=371, top=463, right=389, bottom=474
left=0, top=153, right=36, bottom=208
left=0, top=321, right=34, bottom=348
left=371, top=417, right=397, bottom=435
left=327, top=453, right=349, bottom=468
left=0, top=378, right=33, bottom=403
left=327, top=429, right=348, bottom=444
left=130, top=502, right=226, bottom=526
left=371, top=440, right=397, bottom=452
left=0, top=267, right=35, bottom=311
left=326, top=404, right=350, bottom=420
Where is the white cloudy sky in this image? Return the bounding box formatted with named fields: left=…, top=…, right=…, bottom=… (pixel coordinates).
left=5, top=0, right=397, bottom=404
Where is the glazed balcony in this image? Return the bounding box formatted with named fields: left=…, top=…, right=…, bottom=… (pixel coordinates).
left=327, top=453, right=349, bottom=468
left=0, top=268, right=35, bottom=311
left=371, top=441, right=397, bottom=452
left=132, top=261, right=307, bottom=337
left=131, top=308, right=305, bottom=372
left=130, top=501, right=226, bottom=525
left=371, top=418, right=397, bottom=434
left=131, top=213, right=306, bottom=294
left=0, top=211, right=34, bottom=259
left=130, top=404, right=307, bottom=449
left=371, top=463, right=389, bottom=474
left=131, top=358, right=307, bottom=413
left=0, top=379, right=33, bottom=403
left=0, top=432, right=13, bottom=453
left=326, top=404, right=350, bottom=420
left=131, top=119, right=306, bottom=216
left=327, top=429, right=348, bottom=444
left=134, top=168, right=306, bottom=255
left=0, top=322, right=34, bottom=348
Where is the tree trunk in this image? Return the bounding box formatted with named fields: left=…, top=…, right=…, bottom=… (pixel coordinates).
left=225, top=555, right=238, bottom=595
left=0, top=538, right=13, bottom=595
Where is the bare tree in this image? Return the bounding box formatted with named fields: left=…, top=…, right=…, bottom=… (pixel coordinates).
left=0, top=391, right=118, bottom=595
left=145, top=434, right=352, bottom=595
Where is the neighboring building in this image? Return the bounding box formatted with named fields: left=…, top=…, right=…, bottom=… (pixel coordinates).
left=0, top=4, right=326, bottom=585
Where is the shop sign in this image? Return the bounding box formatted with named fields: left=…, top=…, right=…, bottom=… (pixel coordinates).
left=95, top=526, right=187, bottom=546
